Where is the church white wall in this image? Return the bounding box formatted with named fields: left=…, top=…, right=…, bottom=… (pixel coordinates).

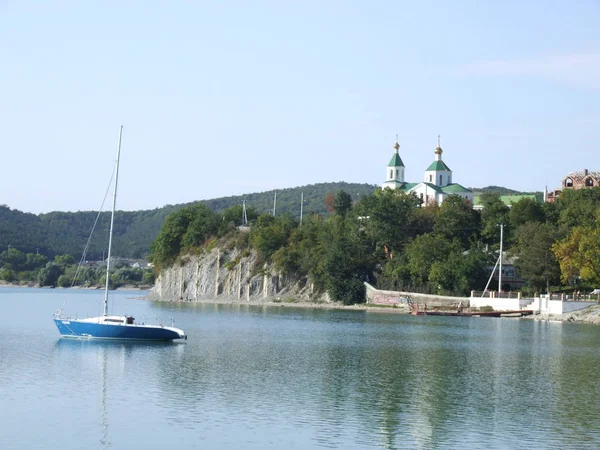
left=424, top=170, right=451, bottom=186
left=386, top=166, right=404, bottom=182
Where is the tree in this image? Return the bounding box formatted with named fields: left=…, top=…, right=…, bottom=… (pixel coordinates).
left=429, top=245, right=491, bottom=295
left=434, top=195, right=480, bottom=248
left=555, top=187, right=600, bottom=230
left=0, top=248, right=27, bottom=272
left=25, top=253, right=48, bottom=271
left=149, top=205, right=201, bottom=268
left=324, top=192, right=335, bottom=213
left=250, top=214, right=296, bottom=261
left=512, top=222, right=560, bottom=293
left=355, top=189, right=420, bottom=255
left=479, top=193, right=510, bottom=246
left=333, top=191, right=353, bottom=216
left=553, top=219, right=600, bottom=286
left=181, top=205, right=219, bottom=249
left=54, top=254, right=75, bottom=268
left=38, top=263, right=64, bottom=287
left=322, top=216, right=370, bottom=304
left=508, top=198, right=545, bottom=230
left=403, top=233, right=454, bottom=291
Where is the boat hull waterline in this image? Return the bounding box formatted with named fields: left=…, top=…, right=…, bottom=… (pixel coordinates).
left=53, top=318, right=187, bottom=341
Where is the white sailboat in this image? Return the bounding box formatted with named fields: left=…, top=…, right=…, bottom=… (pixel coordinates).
left=53, top=126, right=187, bottom=341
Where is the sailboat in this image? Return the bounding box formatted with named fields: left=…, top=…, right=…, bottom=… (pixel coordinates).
left=53, top=126, right=187, bottom=341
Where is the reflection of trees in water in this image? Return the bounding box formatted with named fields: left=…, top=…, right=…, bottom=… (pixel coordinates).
left=55, top=340, right=184, bottom=449
left=90, top=308, right=600, bottom=449
left=549, top=322, right=600, bottom=445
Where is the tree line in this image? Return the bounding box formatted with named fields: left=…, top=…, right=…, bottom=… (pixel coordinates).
left=0, top=182, right=378, bottom=261
left=0, top=248, right=154, bottom=288
left=149, top=187, right=600, bottom=305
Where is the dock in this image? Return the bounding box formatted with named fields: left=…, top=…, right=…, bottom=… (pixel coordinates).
left=412, top=310, right=534, bottom=318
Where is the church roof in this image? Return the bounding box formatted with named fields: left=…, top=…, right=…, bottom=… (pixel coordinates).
left=384, top=181, right=417, bottom=191
left=426, top=160, right=451, bottom=172
left=442, top=183, right=472, bottom=194
left=420, top=182, right=445, bottom=193
left=387, top=153, right=405, bottom=167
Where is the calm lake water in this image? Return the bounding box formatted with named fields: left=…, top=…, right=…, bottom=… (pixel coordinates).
left=1, top=288, right=599, bottom=449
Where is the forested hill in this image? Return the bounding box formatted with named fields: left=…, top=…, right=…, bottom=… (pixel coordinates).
left=0, top=182, right=538, bottom=260
left=0, top=182, right=378, bottom=260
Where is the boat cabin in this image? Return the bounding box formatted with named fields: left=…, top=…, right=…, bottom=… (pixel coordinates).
left=101, top=315, right=135, bottom=325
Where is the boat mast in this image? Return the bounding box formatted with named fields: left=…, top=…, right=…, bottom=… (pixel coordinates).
left=498, top=223, right=504, bottom=294
left=103, top=126, right=123, bottom=316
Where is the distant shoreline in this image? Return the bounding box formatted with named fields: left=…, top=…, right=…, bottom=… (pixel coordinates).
left=0, top=282, right=151, bottom=292
left=4, top=282, right=598, bottom=323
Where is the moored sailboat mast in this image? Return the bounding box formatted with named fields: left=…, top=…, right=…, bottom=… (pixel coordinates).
left=103, top=126, right=123, bottom=316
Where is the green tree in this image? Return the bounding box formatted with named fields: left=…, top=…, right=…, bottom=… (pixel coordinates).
left=181, top=204, right=219, bottom=249
left=149, top=205, right=200, bottom=268
left=555, top=187, right=600, bottom=230
left=434, top=195, right=480, bottom=247
left=221, top=204, right=258, bottom=228
left=322, top=217, right=370, bottom=304
left=512, top=222, right=560, bottom=293
left=54, top=254, right=75, bottom=268
left=403, top=233, right=453, bottom=291
left=38, top=263, right=64, bottom=287
left=508, top=198, right=545, bottom=229
left=333, top=190, right=353, bottom=216
left=355, top=189, right=420, bottom=255
left=429, top=245, right=490, bottom=295
left=25, top=253, right=48, bottom=271
left=479, top=193, right=510, bottom=246
left=0, top=268, right=16, bottom=282
left=0, top=248, right=27, bottom=272
left=250, top=214, right=296, bottom=261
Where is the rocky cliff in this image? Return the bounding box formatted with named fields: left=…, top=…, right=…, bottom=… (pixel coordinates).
left=150, top=246, right=322, bottom=303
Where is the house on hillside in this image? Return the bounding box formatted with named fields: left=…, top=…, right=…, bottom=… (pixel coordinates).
left=381, top=137, right=473, bottom=205
left=546, top=169, right=600, bottom=203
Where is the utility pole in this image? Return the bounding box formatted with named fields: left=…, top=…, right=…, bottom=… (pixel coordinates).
left=300, top=192, right=304, bottom=226
left=498, top=223, right=504, bottom=293
left=273, top=191, right=277, bottom=217
left=242, top=199, right=248, bottom=225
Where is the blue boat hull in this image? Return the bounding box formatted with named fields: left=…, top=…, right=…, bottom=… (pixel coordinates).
left=53, top=318, right=185, bottom=341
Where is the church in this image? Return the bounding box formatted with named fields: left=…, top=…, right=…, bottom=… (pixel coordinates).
left=381, top=137, right=473, bottom=205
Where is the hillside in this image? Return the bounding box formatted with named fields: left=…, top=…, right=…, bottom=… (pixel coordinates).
left=0, top=183, right=538, bottom=260
left=0, top=182, right=378, bottom=260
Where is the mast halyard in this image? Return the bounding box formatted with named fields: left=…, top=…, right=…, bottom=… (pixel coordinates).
left=103, top=126, right=123, bottom=316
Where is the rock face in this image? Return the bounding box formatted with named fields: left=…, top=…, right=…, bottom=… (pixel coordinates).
left=151, top=247, right=318, bottom=303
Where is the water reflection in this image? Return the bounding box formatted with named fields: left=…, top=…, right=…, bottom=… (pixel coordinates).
left=54, top=339, right=184, bottom=449
left=3, top=289, right=600, bottom=449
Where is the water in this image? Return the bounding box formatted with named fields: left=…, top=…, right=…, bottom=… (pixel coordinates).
left=1, top=288, right=599, bottom=449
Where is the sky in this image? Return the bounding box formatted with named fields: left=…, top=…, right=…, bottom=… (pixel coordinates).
left=1, top=1, right=598, bottom=214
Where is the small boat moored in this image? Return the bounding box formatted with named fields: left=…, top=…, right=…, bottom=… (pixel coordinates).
left=53, top=126, right=187, bottom=342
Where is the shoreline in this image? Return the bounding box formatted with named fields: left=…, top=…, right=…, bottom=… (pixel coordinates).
left=4, top=283, right=599, bottom=323
left=0, top=282, right=151, bottom=292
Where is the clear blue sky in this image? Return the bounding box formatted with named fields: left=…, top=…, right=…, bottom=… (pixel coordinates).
left=1, top=1, right=598, bottom=213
